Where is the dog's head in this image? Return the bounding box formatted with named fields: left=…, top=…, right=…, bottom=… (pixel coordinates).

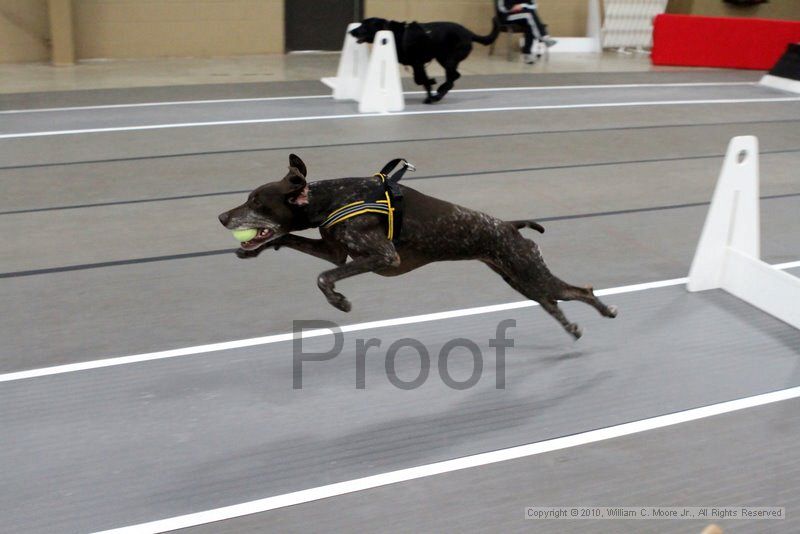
left=349, top=18, right=389, bottom=44
left=218, top=154, right=309, bottom=250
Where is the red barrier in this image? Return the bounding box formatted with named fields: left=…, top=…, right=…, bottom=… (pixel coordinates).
left=652, top=14, right=800, bottom=70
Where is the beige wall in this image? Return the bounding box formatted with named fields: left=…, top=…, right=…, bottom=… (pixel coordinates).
left=0, top=0, right=50, bottom=63
left=365, top=0, right=588, bottom=37
left=366, top=0, right=494, bottom=35
left=74, top=0, right=284, bottom=59
left=667, top=0, right=800, bottom=20
left=366, top=0, right=799, bottom=40
left=4, top=0, right=793, bottom=64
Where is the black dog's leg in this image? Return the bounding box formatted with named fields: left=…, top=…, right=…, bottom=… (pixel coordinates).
left=412, top=64, right=436, bottom=103
left=237, top=234, right=347, bottom=265
left=428, top=60, right=462, bottom=103
left=316, top=227, right=400, bottom=312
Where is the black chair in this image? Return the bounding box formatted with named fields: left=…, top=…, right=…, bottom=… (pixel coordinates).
left=489, top=19, right=526, bottom=61
left=488, top=12, right=549, bottom=63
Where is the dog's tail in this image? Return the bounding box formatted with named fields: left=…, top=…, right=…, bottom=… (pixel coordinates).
left=509, top=220, right=545, bottom=234
left=472, top=17, right=500, bottom=45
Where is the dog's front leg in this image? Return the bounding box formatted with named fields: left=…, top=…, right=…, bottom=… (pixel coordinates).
left=236, top=234, right=347, bottom=264
left=274, top=234, right=348, bottom=265
left=412, top=64, right=436, bottom=103
left=317, top=243, right=399, bottom=312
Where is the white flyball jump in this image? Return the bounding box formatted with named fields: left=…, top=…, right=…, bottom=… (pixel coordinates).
left=321, top=25, right=404, bottom=113
left=687, top=136, right=800, bottom=329
left=321, top=23, right=369, bottom=102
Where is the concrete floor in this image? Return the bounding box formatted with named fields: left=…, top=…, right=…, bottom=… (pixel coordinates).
left=0, top=49, right=688, bottom=94
left=0, top=67, right=799, bottom=534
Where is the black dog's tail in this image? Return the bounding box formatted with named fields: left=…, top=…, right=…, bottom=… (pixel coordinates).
left=472, top=17, right=500, bottom=45
left=509, top=220, right=545, bottom=234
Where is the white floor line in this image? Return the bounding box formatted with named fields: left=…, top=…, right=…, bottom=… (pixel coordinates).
left=2, top=96, right=799, bottom=140
left=0, top=82, right=757, bottom=114
left=2, top=261, right=798, bottom=384
left=94, top=384, right=800, bottom=534
left=0, top=276, right=684, bottom=384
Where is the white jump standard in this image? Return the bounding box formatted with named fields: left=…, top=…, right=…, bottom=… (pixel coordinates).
left=688, top=135, right=800, bottom=329
left=322, top=25, right=404, bottom=113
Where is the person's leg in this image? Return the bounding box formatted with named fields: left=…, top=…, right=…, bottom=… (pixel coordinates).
left=529, top=7, right=557, bottom=47
left=529, top=8, right=548, bottom=38
left=507, top=11, right=540, bottom=42
left=504, top=12, right=536, bottom=62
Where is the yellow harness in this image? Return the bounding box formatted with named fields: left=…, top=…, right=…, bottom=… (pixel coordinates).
left=320, top=169, right=404, bottom=241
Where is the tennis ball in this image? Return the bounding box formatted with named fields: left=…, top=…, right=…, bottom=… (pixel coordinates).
left=232, top=228, right=258, bottom=242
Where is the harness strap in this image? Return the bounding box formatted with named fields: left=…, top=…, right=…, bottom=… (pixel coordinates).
left=377, top=158, right=416, bottom=184
left=320, top=200, right=392, bottom=230
left=321, top=159, right=415, bottom=242
left=375, top=159, right=414, bottom=241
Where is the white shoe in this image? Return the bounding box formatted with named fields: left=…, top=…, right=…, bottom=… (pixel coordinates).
left=542, top=36, right=557, bottom=47
left=522, top=53, right=536, bottom=64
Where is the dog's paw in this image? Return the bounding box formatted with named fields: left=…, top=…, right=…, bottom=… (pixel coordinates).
left=327, top=292, right=352, bottom=313
left=606, top=305, right=618, bottom=318
left=567, top=323, right=583, bottom=340
left=423, top=96, right=434, bottom=104
left=236, top=248, right=260, bottom=259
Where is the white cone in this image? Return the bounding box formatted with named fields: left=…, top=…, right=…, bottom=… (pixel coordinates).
left=687, top=135, right=800, bottom=329
left=688, top=136, right=760, bottom=292
left=321, top=23, right=369, bottom=101
left=358, top=30, right=405, bottom=113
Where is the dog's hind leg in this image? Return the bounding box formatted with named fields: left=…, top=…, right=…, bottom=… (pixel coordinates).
left=486, top=261, right=583, bottom=339
left=508, top=238, right=617, bottom=321
left=486, top=235, right=616, bottom=339
left=555, top=283, right=618, bottom=319
left=540, top=299, right=583, bottom=339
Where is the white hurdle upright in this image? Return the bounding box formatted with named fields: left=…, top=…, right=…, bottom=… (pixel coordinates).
left=321, top=23, right=369, bottom=101
left=358, top=30, right=404, bottom=113
left=547, top=0, right=602, bottom=54
left=687, top=136, right=800, bottom=329
left=321, top=26, right=404, bottom=113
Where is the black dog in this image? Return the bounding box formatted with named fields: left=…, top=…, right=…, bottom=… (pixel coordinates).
left=350, top=17, right=499, bottom=104
left=218, top=155, right=617, bottom=339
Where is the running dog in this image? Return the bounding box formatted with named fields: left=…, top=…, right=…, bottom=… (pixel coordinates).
left=349, top=17, right=500, bottom=104
left=218, top=155, right=617, bottom=339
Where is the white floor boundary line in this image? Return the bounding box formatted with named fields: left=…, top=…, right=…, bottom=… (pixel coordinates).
left=0, top=82, right=757, bottom=114
left=94, top=384, right=800, bottom=534
left=2, top=96, right=799, bottom=140
left=2, top=260, right=798, bottom=384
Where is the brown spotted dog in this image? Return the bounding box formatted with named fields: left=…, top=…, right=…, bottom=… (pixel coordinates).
left=218, top=155, right=617, bottom=339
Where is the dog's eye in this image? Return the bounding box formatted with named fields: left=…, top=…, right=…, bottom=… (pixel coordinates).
left=250, top=197, right=262, bottom=208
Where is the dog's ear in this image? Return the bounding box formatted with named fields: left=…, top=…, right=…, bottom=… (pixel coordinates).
left=280, top=168, right=306, bottom=193
left=279, top=154, right=307, bottom=201
left=288, top=153, right=307, bottom=178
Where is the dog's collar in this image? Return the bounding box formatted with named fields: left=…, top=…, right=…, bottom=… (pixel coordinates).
left=320, top=159, right=414, bottom=242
